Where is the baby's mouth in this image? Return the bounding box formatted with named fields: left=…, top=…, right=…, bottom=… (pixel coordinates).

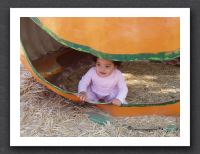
left=100, top=72, right=106, bottom=75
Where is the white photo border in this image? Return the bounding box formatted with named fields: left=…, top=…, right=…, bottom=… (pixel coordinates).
left=10, top=8, right=190, bottom=146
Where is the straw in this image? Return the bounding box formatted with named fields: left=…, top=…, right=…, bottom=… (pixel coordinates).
left=20, top=64, right=180, bottom=137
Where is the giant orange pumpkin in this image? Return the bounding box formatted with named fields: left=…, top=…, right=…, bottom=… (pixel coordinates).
left=20, top=17, right=180, bottom=116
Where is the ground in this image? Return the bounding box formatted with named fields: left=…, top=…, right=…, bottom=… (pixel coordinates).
left=20, top=64, right=180, bottom=137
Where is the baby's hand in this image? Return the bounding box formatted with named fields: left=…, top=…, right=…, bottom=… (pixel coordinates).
left=111, top=99, right=121, bottom=106
left=78, top=91, right=87, bottom=103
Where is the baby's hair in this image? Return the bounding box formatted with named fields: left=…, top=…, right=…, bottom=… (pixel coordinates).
left=92, top=56, right=121, bottom=67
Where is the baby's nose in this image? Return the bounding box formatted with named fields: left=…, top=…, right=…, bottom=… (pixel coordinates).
left=101, top=67, right=106, bottom=72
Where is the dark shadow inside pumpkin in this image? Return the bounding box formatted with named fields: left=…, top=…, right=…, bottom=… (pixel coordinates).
left=20, top=17, right=180, bottom=104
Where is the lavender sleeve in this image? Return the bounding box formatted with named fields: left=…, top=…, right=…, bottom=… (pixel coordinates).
left=78, top=67, right=94, bottom=93
left=116, top=72, right=128, bottom=103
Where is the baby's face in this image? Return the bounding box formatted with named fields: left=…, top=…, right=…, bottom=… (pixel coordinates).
left=95, top=58, right=116, bottom=77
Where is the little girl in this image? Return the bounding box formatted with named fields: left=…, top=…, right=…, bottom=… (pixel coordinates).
left=78, top=57, right=128, bottom=106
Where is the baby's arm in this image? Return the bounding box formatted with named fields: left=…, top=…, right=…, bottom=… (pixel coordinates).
left=115, top=72, right=128, bottom=105
left=78, top=67, right=94, bottom=102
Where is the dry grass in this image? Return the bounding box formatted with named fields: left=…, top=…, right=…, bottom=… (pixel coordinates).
left=20, top=64, right=180, bottom=137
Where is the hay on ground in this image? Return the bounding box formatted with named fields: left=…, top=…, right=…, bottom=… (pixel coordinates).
left=20, top=64, right=180, bottom=137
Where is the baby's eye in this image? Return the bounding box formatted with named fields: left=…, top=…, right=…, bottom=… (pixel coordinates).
left=105, top=66, right=110, bottom=68
left=96, top=63, right=100, bottom=67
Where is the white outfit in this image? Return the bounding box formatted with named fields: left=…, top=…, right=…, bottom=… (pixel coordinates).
left=78, top=67, right=128, bottom=104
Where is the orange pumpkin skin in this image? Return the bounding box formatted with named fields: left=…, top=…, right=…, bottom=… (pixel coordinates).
left=97, top=101, right=180, bottom=117
left=38, top=17, right=180, bottom=55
